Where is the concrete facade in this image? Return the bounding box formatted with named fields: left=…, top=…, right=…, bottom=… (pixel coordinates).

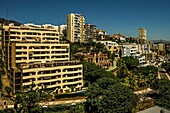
left=138, top=28, right=147, bottom=40
left=67, top=13, right=85, bottom=43
left=96, top=41, right=119, bottom=54
left=2, top=25, right=83, bottom=93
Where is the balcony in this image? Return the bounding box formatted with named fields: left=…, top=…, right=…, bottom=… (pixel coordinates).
left=36, top=79, right=61, bottom=84
left=19, top=60, right=81, bottom=69
left=62, top=81, right=82, bottom=85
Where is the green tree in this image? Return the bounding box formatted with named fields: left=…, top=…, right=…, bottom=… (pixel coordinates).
left=133, top=66, right=158, bottom=88
left=151, top=79, right=170, bottom=109
left=62, top=29, right=67, bottom=37
left=82, top=62, right=114, bottom=86
left=117, top=56, right=139, bottom=78
left=121, top=75, right=139, bottom=90
left=14, top=84, right=51, bottom=113
left=96, top=42, right=105, bottom=49
left=69, top=104, right=85, bottom=113
left=117, top=59, right=129, bottom=78
left=70, top=42, right=84, bottom=55
left=122, top=56, right=139, bottom=70
left=162, top=62, right=170, bottom=73
left=85, top=77, right=138, bottom=113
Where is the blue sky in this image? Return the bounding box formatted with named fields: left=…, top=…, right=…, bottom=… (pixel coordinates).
left=1, top=0, right=170, bottom=40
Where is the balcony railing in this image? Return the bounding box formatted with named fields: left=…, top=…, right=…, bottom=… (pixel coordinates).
left=18, top=60, right=81, bottom=69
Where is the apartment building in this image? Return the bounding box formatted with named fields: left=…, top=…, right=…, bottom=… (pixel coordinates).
left=2, top=25, right=83, bottom=93
left=165, top=43, right=170, bottom=54
left=96, top=41, right=119, bottom=54
left=24, top=23, right=67, bottom=37
left=137, top=28, right=147, bottom=44
left=148, top=41, right=156, bottom=51
left=84, top=24, right=97, bottom=42
left=138, top=28, right=147, bottom=40
left=84, top=24, right=106, bottom=41
left=120, top=43, right=148, bottom=67
left=107, top=34, right=128, bottom=42
left=137, top=44, right=151, bottom=54
left=137, top=43, right=156, bottom=61
left=121, top=43, right=138, bottom=57
left=158, top=42, right=166, bottom=56
left=158, top=43, right=165, bottom=52
left=96, top=29, right=106, bottom=41
left=67, top=13, right=85, bottom=43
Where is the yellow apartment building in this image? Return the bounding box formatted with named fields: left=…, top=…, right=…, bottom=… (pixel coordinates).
left=2, top=25, right=83, bottom=93
left=67, top=13, right=85, bottom=43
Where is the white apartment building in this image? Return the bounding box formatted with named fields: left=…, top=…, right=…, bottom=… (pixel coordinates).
left=121, top=43, right=138, bottom=57
left=42, top=24, right=59, bottom=30
left=24, top=23, right=42, bottom=28
left=24, top=23, right=68, bottom=37
left=67, top=13, right=85, bottom=42
left=96, top=41, right=118, bottom=47
left=120, top=43, right=148, bottom=67
left=96, top=41, right=119, bottom=54
left=135, top=53, right=148, bottom=67
left=2, top=25, right=83, bottom=93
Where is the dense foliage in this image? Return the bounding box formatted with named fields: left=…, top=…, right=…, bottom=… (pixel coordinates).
left=151, top=79, right=170, bottom=109
left=135, top=99, right=155, bottom=112
left=54, top=92, right=85, bottom=99
left=162, top=62, right=170, bottom=73
left=85, top=77, right=138, bottom=113
left=117, top=56, right=158, bottom=91
left=82, top=62, right=115, bottom=86
left=123, top=66, right=158, bottom=91
left=121, top=56, right=139, bottom=70
left=117, top=56, right=139, bottom=78
left=70, top=42, right=109, bottom=60
left=14, top=84, right=52, bottom=113
left=132, top=66, right=158, bottom=89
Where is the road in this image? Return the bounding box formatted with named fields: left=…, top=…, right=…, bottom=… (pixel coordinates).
left=2, top=98, right=86, bottom=109
left=39, top=98, right=86, bottom=106
left=158, top=67, right=170, bottom=80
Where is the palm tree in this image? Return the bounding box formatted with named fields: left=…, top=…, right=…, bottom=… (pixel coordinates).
left=129, top=75, right=138, bottom=90
left=117, top=59, right=128, bottom=78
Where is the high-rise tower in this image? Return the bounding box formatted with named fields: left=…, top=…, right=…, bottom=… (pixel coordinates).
left=138, top=28, right=147, bottom=40
left=67, top=13, right=85, bottom=43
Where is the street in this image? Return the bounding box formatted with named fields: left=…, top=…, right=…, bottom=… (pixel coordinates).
left=158, top=67, right=170, bottom=80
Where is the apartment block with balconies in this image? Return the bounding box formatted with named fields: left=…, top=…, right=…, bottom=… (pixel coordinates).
left=2, top=25, right=83, bottom=93
left=67, top=13, right=85, bottom=43
left=121, top=43, right=138, bottom=57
